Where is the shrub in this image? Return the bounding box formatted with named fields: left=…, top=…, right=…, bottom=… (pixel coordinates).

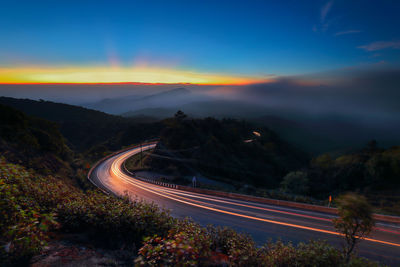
left=136, top=221, right=258, bottom=266
left=207, top=226, right=258, bottom=266
left=0, top=157, right=382, bottom=267
left=280, top=171, right=309, bottom=195
left=0, top=158, right=58, bottom=265
left=257, top=240, right=343, bottom=266
left=136, top=221, right=380, bottom=267
left=333, top=193, right=375, bottom=263
left=0, top=157, right=174, bottom=264
left=136, top=220, right=214, bottom=266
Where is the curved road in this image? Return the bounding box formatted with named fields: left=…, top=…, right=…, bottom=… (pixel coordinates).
left=89, top=143, right=400, bottom=265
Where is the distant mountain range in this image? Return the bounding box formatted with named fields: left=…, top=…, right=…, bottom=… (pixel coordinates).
left=121, top=97, right=400, bottom=155
left=83, top=87, right=209, bottom=115
left=1, top=93, right=399, bottom=156
left=121, top=99, right=270, bottom=118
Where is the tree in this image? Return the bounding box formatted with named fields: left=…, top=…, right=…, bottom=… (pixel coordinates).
left=311, top=153, right=333, bottom=169
left=332, top=193, right=375, bottom=263
left=280, top=171, right=309, bottom=195
left=174, top=110, right=187, bottom=121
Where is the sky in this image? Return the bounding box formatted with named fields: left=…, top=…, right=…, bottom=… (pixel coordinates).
left=1, top=0, right=400, bottom=84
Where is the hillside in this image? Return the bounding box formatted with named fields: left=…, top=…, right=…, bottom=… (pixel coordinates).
left=252, top=115, right=400, bottom=155
left=84, top=87, right=205, bottom=114
left=2, top=157, right=377, bottom=266
left=122, top=99, right=400, bottom=156
left=0, top=102, right=385, bottom=266
left=122, top=99, right=269, bottom=119
left=0, top=103, right=75, bottom=175
left=0, top=96, right=119, bottom=123
left=146, top=112, right=308, bottom=188
left=293, top=142, right=400, bottom=214
left=0, top=97, right=162, bottom=152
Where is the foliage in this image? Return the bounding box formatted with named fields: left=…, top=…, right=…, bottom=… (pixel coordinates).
left=147, top=116, right=307, bottom=188
left=0, top=158, right=382, bottom=266
left=137, top=222, right=380, bottom=267
left=136, top=220, right=214, bottom=266
left=0, top=157, right=174, bottom=264
left=136, top=219, right=259, bottom=266
left=0, top=159, right=59, bottom=265
left=0, top=97, right=163, bottom=153
left=258, top=240, right=379, bottom=267
left=0, top=103, right=78, bottom=181
left=365, top=146, right=400, bottom=189
left=311, top=154, right=334, bottom=169
left=280, top=171, right=309, bottom=195
left=0, top=104, right=71, bottom=159
left=333, top=193, right=375, bottom=263
left=258, top=240, right=341, bottom=267
left=0, top=99, right=388, bottom=266
left=4, top=97, right=399, bottom=216
left=290, top=142, right=400, bottom=215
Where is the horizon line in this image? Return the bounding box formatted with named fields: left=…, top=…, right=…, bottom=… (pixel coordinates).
left=0, top=81, right=257, bottom=86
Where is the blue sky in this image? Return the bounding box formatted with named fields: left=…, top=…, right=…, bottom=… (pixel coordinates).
left=1, top=0, right=399, bottom=78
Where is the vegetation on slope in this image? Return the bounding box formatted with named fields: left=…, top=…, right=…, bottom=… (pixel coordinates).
left=0, top=103, right=76, bottom=176
left=0, top=97, right=163, bottom=152
left=0, top=99, right=391, bottom=266
left=146, top=112, right=307, bottom=188
left=282, top=141, right=400, bottom=214
left=0, top=157, right=174, bottom=265
left=0, top=104, right=70, bottom=158
left=0, top=159, right=380, bottom=266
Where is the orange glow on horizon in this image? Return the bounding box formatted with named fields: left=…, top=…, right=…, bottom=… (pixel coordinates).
left=0, top=66, right=268, bottom=85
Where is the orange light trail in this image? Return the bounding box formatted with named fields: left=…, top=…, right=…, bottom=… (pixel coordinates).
left=156, top=184, right=400, bottom=235
left=107, top=146, right=400, bottom=248
left=0, top=66, right=267, bottom=85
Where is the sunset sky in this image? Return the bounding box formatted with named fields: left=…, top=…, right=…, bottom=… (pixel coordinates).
left=1, top=0, right=399, bottom=85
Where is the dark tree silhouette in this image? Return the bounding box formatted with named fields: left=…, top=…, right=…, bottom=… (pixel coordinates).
left=174, top=110, right=187, bottom=121
left=333, top=193, right=375, bottom=263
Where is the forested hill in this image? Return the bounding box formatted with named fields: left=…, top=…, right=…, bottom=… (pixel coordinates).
left=0, top=96, right=118, bottom=123
left=0, top=103, right=75, bottom=176
left=146, top=112, right=308, bottom=188
left=0, top=97, right=162, bottom=152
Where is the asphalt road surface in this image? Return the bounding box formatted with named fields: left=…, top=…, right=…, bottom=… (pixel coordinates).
left=89, top=143, right=400, bottom=265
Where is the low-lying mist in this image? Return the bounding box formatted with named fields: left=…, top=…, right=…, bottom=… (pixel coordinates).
left=1, top=67, right=399, bottom=153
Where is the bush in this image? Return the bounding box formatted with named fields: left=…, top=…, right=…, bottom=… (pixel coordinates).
left=0, top=158, right=58, bottom=265
left=0, top=157, right=174, bottom=264
left=136, top=220, right=260, bottom=266
left=257, top=240, right=342, bottom=266
left=0, top=157, right=382, bottom=266
left=207, top=226, right=258, bottom=266
left=280, top=171, right=309, bottom=195
left=136, top=220, right=380, bottom=267
left=136, top=220, right=214, bottom=266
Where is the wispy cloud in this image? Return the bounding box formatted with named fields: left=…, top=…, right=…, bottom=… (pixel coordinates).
left=358, top=41, right=400, bottom=51
left=321, top=0, right=334, bottom=21
left=335, top=30, right=361, bottom=36
left=313, top=1, right=334, bottom=33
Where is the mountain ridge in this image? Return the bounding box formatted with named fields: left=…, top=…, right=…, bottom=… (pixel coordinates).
left=83, top=87, right=198, bottom=114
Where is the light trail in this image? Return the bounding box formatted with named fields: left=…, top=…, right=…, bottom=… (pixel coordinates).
left=110, top=145, right=400, bottom=235
left=154, top=186, right=400, bottom=235
left=107, top=148, right=400, bottom=248
left=157, top=187, right=333, bottom=221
